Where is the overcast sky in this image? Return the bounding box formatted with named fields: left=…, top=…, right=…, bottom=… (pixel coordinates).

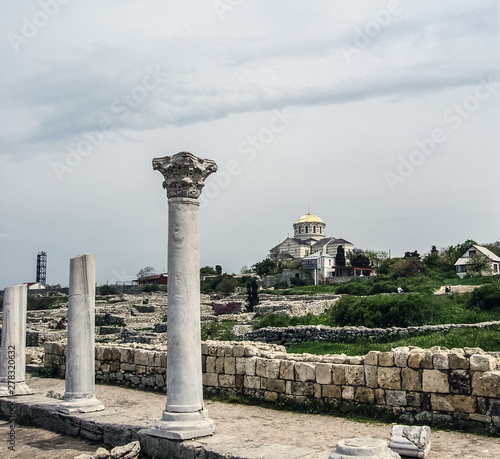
left=1, top=1, right=499, bottom=289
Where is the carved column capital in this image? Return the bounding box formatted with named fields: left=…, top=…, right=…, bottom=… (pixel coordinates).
left=153, top=151, right=217, bottom=199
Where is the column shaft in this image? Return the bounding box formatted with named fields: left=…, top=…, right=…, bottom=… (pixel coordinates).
left=0, top=284, right=33, bottom=396
left=58, top=253, right=104, bottom=413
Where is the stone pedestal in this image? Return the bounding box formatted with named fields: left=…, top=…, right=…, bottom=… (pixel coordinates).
left=0, top=284, right=33, bottom=396
left=329, top=437, right=401, bottom=459
left=146, top=151, right=217, bottom=440
left=57, top=254, right=104, bottom=414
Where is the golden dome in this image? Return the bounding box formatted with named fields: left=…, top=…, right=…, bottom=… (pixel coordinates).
left=296, top=210, right=323, bottom=224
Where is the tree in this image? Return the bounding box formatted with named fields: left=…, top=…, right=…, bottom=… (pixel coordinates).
left=240, top=265, right=252, bottom=274
left=136, top=267, right=156, bottom=284
left=349, top=248, right=370, bottom=268
left=200, top=266, right=217, bottom=275
left=335, top=245, right=346, bottom=267
left=252, top=258, right=277, bottom=277
left=215, top=265, right=222, bottom=275
left=482, top=240, right=500, bottom=257
left=389, top=257, right=427, bottom=277
left=363, top=249, right=388, bottom=269
left=246, top=278, right=259, bottom=312
left=216, top=276, right=237, bottom=296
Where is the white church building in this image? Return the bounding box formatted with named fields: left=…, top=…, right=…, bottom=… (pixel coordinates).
left=269, top=209, right=354, bottom=264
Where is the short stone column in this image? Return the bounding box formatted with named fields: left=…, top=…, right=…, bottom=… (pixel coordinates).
left=329, top=438, right=401, bottom=459
left=146, top=151, right=217, bottom=440
left=57, top=254, right=104, bottom=413
left=0, top=284, right=33, bottom=396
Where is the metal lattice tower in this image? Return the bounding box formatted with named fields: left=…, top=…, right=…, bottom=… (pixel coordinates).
left=36, top=251, right=47, bottom=285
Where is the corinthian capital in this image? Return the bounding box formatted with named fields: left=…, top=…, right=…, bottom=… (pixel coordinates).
left=153, top=151, right=218, bottom=199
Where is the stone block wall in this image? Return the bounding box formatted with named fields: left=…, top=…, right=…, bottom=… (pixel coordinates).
left=43, top=341, right=500, bottom=432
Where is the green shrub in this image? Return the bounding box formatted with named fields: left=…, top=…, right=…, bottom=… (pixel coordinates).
left=142, top=284, right=161, bottom=292
left=201, top=320, right=237, bottom=341
left=99, top=284, right=118, bottom=295
left=469, top=283, right=500, bottom=311
left=336, top=282, right=370, bottom=295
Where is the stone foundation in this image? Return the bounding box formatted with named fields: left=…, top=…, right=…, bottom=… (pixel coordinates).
left=43, top=341, right=500, bottom=432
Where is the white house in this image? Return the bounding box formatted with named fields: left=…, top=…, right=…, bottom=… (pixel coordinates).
left=302, top=251, right=336, bottom=285
left=454, top=245, right=500, bottom=278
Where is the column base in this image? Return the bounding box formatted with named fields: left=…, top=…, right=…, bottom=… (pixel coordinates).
left=0, top=381, right=34, bottom=397
left=56, top=396, right=105, bottom=414
left=144, top=409, right=215, bottom=440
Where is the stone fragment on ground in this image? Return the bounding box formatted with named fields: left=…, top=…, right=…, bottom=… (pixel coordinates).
left=329, top=437, right=400, bottom=458
left=110, top=440, right=141, bottom=459
left=94, top=446, right=111, bottom=458
left=390, top=425, right=431, bottom=458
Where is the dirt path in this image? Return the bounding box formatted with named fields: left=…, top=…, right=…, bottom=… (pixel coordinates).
left=1, top=376, right=499, bottom=459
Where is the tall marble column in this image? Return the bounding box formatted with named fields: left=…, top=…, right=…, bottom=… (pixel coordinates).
left=57, top=254, right=104, bottom=413
left=0, top=284, right=33, bottom=396
left=147, top=151, right=217, bottom=440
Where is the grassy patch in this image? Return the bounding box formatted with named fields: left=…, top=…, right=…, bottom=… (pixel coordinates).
left=201, top=320, right=237, bottom=341
left=287, top=325, right=500, bottom=355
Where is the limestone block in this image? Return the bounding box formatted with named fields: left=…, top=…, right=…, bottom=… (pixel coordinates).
left=345, top=365, right=365, bottom=386
left=292, top=381, right=314, bottom=396
left=472, top=371, right=500, bottom=397
left=135, top=365, right=146, bottom=374
left=394, top=347, right=410, bottom=367
left=266, top=359, right=281, bottom=379
left=244, top=345, right=259, bottom=357
left=386, top=390, right=407, bottom=406
left=255, top=358, right=267, bottom=377
left=374, top=389, right=385, bottom=405
left=235, top=374, right=244, bottom=389
left=101, top=363, right=110, bottom=373
left=390, top=425, right=431, bottom=458
left=342, top=386, right=355, bottom=400
left=267, top=379, right=286, bottom=393
left=285, top=380, right=292, bottom=395
left=260, top=377, right=269, bottom=390
left=422, top=370, right=449, bottom=393
left=408, top=350, right=425, bottom=369
left=314, top=383, right=322, bottom=399
left=364, top=351, right=380, bottom=366
left=332, top=365, right=346, bottom=385
left=316, top=363, right=333, bottom=385
left=244, top=375, right=261, bottom=390
left=449, top=370, right=471, bottom=395
left=430, top=394, right=453, bottom=412
left=215, top=356, right=225, bottom=374
left=232, top=345, right=245, bottom=357
left=120, top=363, right=136, bottom=372
left=120, top=348, right=135, bottom=364
left=406, top=392, right=423, bottom=408
left=235, top=357, right=246, bottom=375
left=420, top=352, right=433, bottom=369
left=323, top=384, right=342, bottom=398
left=202, top=372, right=218, bottom=387
left=246, top=357, right=257, bottom=376
left=110, top=361, right=120, bottom=372
left=449, top=349, right=468, bottom=370
left=468, top=413, right=491, bottom=423
left=224, top=357, right=236, bottom=375
left=355, top=387, right=375, bottom=404
left=329, top=437, right=400, bottom=459
left=152, top=351, right=164, bottom=368
left=279, top=360, right=295, bottom=380
left=402, top=368, right=422, bottom=391
left=205, top=356, right=216, bottom=373
left=155, top=374, right=165, bottom=387
left=365, top=365, right=378, bottom=389
left=96, top=346, right=106, bottom=360
left=378, top=367, right=401, bottom=390
left=432, top=352, right=449, bottom=370
left=470, top=354, right=496, bottom=372
left=295, top=362, right=316, bottom=382
left=219, top=374, right=236, bottom=388
left=347, top=356, right=363, bottom=365
left=379, top=351, right=395, bottom=367
left=451, top=394, right=476, bottom=413
left=223, top=344, right=234, bottom=357
left=95, top=446, right=110, bottom=459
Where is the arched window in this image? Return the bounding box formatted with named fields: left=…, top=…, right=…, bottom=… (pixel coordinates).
left=313, top=226, right=316, bottom=233
left=305, top=226, right=308, bottom=233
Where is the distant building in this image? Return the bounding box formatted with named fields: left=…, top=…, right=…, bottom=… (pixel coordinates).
left=454, top=245, right=500, bottom=278
left=133, top=273, right=168, bottom=285
left=25, top=282, right=46, bottom=290
left=270, top=209, right=354, bottom=261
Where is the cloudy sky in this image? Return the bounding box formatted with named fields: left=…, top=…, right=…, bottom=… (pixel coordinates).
left=0, top=0, right=499, bottom=289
